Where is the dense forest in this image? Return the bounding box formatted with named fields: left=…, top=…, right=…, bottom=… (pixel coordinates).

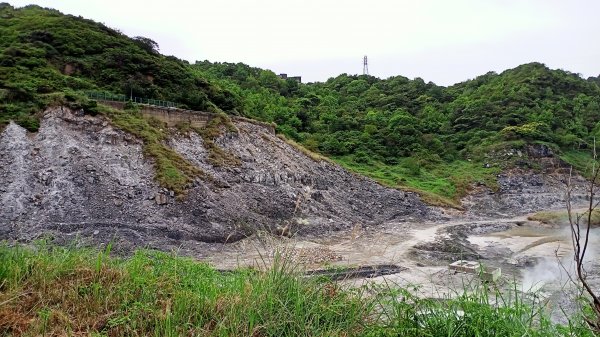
left=194, top=61, right=600, bottom=159
left=193, top=62, right=600, bottom=204
left=2, top=3, right=600, bottom=205
left=0, top=3, right=240, bottom=130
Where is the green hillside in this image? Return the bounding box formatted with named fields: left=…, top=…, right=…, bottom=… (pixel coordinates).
left=193, top=61, right=600, bottom=205
left=2, top=3, right=600, bottom=205
left=0, top=3, right=240, bottom=130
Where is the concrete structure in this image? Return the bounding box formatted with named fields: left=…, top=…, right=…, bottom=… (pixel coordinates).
left=278, top=73, right=302, bottom=83
left=449, top=260, right=501, bottom=282
left=98, top=100, right=276, bottom=134
left=101, top=101, right=212, bottom=128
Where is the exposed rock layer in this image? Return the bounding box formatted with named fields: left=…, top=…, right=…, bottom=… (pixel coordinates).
left=0, top=108, right=588, bottom=256
left=0, top=108, right=433, bottom=255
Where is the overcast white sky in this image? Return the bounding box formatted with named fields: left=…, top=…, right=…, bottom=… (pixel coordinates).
left=8, top=0, right=600, bottom=85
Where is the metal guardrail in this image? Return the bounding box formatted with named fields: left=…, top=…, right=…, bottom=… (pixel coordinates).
left=85, top=91, right=177, bottom=108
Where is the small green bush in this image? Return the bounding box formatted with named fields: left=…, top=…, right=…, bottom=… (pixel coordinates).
left=501, top=122, right=552, bottom=142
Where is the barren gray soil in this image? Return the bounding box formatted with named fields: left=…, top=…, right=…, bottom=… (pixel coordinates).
left=0, top=107, right=436, bottom=255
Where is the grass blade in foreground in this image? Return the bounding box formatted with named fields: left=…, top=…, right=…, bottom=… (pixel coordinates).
left=0, top=242, right=593, bottom=336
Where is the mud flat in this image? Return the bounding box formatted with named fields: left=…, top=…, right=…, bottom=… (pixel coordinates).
left=205, top=208, right=600, bottom=324
left=467, top=224, right=573, bottom=263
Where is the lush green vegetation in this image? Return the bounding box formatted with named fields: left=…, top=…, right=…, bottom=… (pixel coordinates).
left=2, top=3, right=600, bottom=204
left=0, top=243, right=594, bottom=336
left=0, top=3, right=240, bottom=131
left=332, top=156, right=501, bottom=207
left=193, top=60, right=600, bottom=203
left=560, top=149, right=599, bottom=178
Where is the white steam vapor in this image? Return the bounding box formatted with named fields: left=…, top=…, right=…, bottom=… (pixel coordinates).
left=521, top=227, right=600, bottom=292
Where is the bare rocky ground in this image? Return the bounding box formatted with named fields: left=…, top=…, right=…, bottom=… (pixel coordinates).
left=0, top=107, right=436, bottom=255
left=2, top=107, right=598, bottom=323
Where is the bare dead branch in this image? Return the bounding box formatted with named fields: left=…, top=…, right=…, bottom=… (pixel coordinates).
left=565, top=138, right=600, bottom=332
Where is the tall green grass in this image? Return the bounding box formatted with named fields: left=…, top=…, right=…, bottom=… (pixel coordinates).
left=0, top=243, right=367, bottom=336
left=0, top=243, right=594, bottom=336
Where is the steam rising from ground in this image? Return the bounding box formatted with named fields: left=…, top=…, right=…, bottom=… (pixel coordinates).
left=521, top=225, right=600, bottom=293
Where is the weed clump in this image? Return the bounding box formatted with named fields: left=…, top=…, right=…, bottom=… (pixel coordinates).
left=194, top=113, right=242, bottom=167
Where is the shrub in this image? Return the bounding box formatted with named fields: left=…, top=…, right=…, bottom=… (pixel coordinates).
left=500, top=122, right=552, bottom=142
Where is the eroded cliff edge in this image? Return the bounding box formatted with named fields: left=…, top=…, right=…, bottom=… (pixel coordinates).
left=1, top=107, right=588, bottom=256
left=0, top=107, right=435, bottom=255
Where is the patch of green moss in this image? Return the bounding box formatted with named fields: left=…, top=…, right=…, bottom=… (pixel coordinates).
left=194, top=113, right=242, bottom=167
left=99, top=104, right=207, bottom=194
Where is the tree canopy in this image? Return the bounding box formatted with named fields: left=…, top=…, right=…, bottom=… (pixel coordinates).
left=0, top=3, right=240, bottom=130
left=2, top=3, right=600, bottom=205
left=194, top=61, right=600, bottom=162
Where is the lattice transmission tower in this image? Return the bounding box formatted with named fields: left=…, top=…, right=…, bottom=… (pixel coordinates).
left=363, top=55, right=369, bottom=75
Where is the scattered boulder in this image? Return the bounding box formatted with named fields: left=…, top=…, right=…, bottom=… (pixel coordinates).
left=155, top=193, right=168, bottom=205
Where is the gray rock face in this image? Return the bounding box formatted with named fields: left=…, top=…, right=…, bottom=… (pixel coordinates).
left=0, top=107, right=435, bottom=255
left=462, top=169, right=589, bottom=217
left=527, top=143, right=554, bottom=158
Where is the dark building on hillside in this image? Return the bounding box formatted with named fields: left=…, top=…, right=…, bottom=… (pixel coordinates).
left=278, top=73, right=302, bottom=83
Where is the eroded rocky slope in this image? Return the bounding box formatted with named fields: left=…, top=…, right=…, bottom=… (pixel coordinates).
left=1, top=107, right=589, bottom=257
left=463, top=151, right=589, bottom=218
left=0, top=107, right=435, bottom=255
